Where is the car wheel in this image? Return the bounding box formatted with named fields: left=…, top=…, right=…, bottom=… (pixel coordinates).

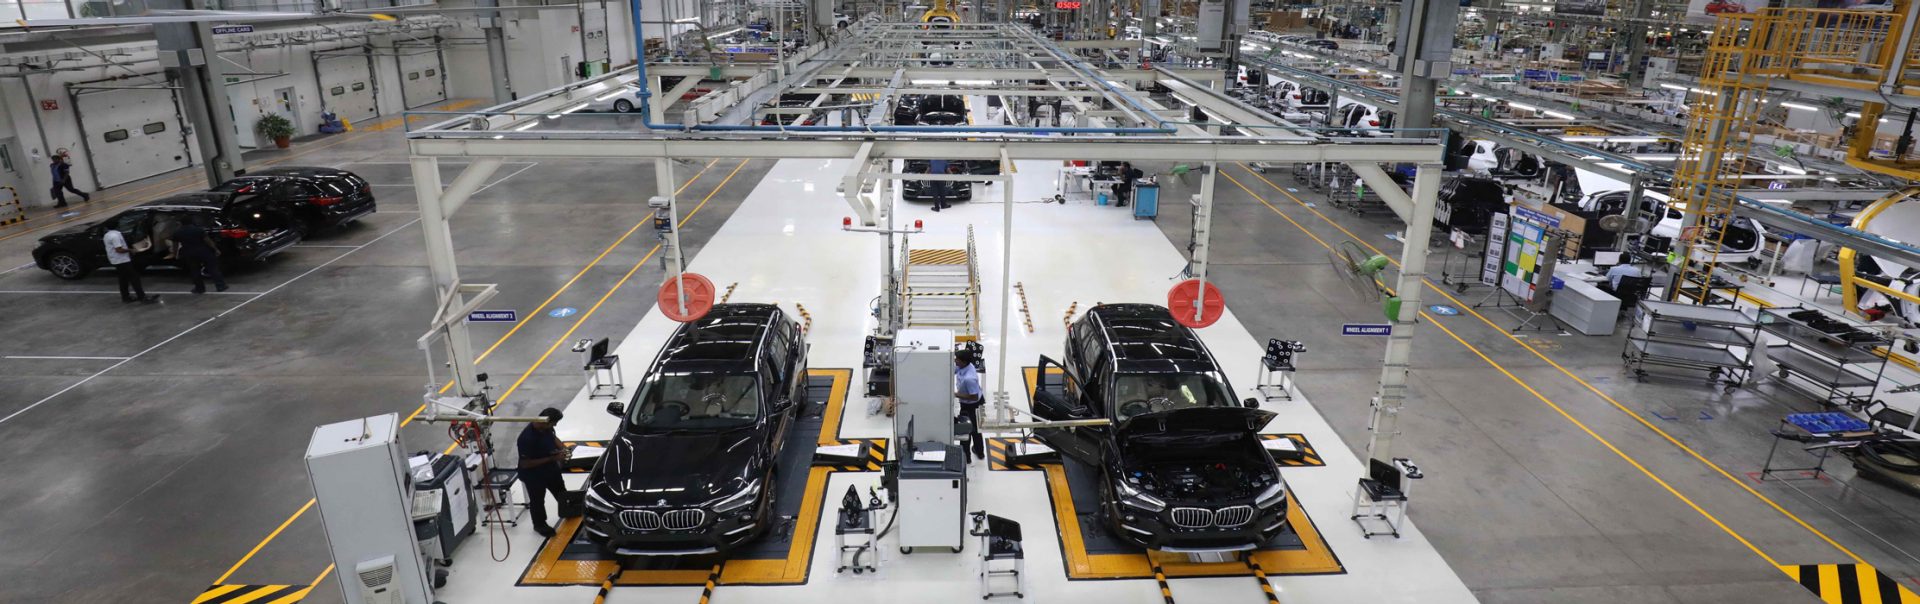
left=45, top=252, right=88, bottom=280
left=614, top=99, right=635, bottom=113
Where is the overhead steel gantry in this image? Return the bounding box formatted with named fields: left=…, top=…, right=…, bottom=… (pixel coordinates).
left=404, top=22, right=1445, bottom=466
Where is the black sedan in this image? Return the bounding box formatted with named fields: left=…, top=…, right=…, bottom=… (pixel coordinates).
left=901, top=159, right=976, bottom=202
left=32, top=193, right=302, bottom=280
left=212, top=166, right=375, bottom=234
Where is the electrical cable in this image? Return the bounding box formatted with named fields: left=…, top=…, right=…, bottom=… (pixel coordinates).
left=448, top=420, right=513, bottom=562
left=847, top=488, right=899, bottom=569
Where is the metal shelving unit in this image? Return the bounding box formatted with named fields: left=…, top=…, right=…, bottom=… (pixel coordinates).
left=1756, top=307, right=1891, bottom=409
left=1623, top=299, right=1756, bottom=388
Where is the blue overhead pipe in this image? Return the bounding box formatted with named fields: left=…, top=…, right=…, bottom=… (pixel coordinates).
left=628, top=0, right=654, bottom=117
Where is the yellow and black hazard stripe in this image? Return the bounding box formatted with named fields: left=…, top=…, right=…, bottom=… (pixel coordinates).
left=1247, top=558, right=1281, bottom=603
left=1258, top=434, right=1326, bottom=467
left=697, top=562, right=724, bottom=604
left=592, top=568, right=622, bottom=604
left=193, top=584, right=311, bottom=604
left=1152, top=561, right=1175, bottom=604
left=825, top=438, right=888, bottom=472
left=1781, top=563, right=1920, bottom=604
left=987, top=436, right=1050, bottom=471
left=907, top=248, right=969, bottom=264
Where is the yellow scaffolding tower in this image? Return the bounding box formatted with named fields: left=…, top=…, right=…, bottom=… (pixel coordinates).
left=1672, top=3, right=1920, bottom=311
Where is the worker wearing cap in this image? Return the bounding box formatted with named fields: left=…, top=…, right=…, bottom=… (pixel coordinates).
left=518, top=407, right=570, bottom=538
left=954, top=350, right=985, bottom=461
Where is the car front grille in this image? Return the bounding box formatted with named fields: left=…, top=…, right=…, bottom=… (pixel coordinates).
left=1168, top=505, right=1256, bottom=529
left=620, top=510, right=661, bottom=530
left=1214, top=505, right=1255, bottom=528
left=663, top=509, right=707, bottom=530
left=1169, top=507, right=1214, bottom=529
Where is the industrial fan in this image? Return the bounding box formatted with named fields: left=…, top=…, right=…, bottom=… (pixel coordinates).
left=1327, top=240, right=1399, bottom=319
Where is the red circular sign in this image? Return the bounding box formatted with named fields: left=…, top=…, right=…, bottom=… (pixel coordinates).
left=1167, top=279, right=1226, bottom=328
left=657, top=273, right=717, bottom=322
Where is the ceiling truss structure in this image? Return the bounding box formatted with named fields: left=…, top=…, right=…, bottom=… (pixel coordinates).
left=406, top=22, right=1442, bottom=466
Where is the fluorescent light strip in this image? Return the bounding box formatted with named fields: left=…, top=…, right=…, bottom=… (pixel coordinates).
left=1544, top=110, right=1574, bottom=119
left=1779, top=101, right=1818, bottom=111
left=512, top=122, right=539, bottom=131
left=559, top=102, right=589, bottom=115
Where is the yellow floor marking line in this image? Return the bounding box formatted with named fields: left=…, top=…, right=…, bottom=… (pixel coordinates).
left=1421, top=316, right=1782, bottom=566
left=1780, top=563, right=1920, bottom=604
left=1231, top=163, right=1871, bottom=566
left=211, top=159, right=749, bottom=587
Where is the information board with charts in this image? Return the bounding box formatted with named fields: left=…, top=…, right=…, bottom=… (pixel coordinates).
left=1501, top=206, right=1560, bottom=302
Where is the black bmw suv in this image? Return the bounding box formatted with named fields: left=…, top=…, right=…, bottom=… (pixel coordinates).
left=1031, top=304, right=1291, bottom=553
left=583, top=303, right=809, bottom=556
left=32, top=193, right=302, bottom=280
left=212, top=166, right=375, bottom=234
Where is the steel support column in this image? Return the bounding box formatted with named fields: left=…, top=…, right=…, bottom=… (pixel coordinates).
left=659, top=157, right=685, bottom=279
left=413, top=156, right=504, bottom=397
left=155, top=0, right=244, bottom=186
left=1364, top=163, right=1440, bottom=465
left=480, top=0, right=514, bottom=103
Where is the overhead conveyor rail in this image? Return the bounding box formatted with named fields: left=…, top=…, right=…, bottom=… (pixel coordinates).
left=1247, top=56, right=1920, bottom=271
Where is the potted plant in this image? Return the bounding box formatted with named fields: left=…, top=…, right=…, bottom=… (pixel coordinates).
left=257, top=114, right=295, bottom=149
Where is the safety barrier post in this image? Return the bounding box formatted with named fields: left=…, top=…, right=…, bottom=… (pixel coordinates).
left=0, top=187, right=26, bottom=227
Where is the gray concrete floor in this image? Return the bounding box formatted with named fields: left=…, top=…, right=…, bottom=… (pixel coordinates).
left=0, top=107, right=771, bottom=602
left=3, top=114, right=1918, bottom=604
left=1144, top=162, right=1920, bottom=603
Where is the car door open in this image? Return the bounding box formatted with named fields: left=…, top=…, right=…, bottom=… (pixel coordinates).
left=1030, top=354, right=1104, bottom=463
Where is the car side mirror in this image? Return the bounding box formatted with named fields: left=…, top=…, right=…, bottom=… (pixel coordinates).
left=775, top=397, right=795, bottom=412
left=605, top=401, right=626, bottom=417
left=1243, top=397, right=1260, bottom=409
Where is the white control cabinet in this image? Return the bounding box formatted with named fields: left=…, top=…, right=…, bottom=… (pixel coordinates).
left=892, top=328, right=956, bottom=444
left=305, top=413, right=434, bottom=604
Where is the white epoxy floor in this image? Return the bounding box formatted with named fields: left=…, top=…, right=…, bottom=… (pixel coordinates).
left=435, top=158, right=1477, bottom=603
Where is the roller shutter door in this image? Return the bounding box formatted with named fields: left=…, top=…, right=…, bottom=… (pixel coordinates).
left=72, top=86, right=192, bottom=188
left=397, top=48, right=447, bottom=109
left=315, top=52, right=379, bottom=123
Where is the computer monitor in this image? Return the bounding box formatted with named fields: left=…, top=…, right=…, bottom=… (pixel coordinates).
left=1593, top=251, right=1624, bottom=267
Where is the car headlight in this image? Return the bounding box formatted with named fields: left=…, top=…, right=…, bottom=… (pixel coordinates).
left=1116, top=480, right=1166, bottom=513
left=1254, top=483, right=1288, bottom=509
left=710, top=479, right=762, bottom=514
left=585, top=487, right=616, bottom=514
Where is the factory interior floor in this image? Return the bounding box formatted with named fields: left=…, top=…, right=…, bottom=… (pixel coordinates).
left=0, top=103, right=1915, bottom=603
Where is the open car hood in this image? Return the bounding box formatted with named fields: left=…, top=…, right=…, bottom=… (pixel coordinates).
left=1116, top=406, right=1276, bottom=439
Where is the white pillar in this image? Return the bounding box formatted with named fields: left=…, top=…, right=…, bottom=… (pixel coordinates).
left=413, top=156, right=502, bottom=397
left=1364, top=163, right=1440, bottom=465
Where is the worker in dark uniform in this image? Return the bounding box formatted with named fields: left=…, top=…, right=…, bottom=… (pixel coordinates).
left=954, top=349, right=985, bottom=461
left=518, top=407, right=570, bottom=537
left=49, top=150, right=89, bottom=208
left=928, top=159, right=952, bottom=212
left=1112, top=162, right=1136, bottom=207
left=169, top=223, right=227, bottom=294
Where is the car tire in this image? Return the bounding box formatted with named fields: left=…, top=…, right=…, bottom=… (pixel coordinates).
left=614, top=99, right=635, bottom=113
left=45, top=252, right=88, bottom=280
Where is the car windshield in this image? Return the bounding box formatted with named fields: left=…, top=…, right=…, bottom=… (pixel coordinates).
left=1112, top=372, right=1233, bottom=421
left=626, top=372, right=761, bottom=432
